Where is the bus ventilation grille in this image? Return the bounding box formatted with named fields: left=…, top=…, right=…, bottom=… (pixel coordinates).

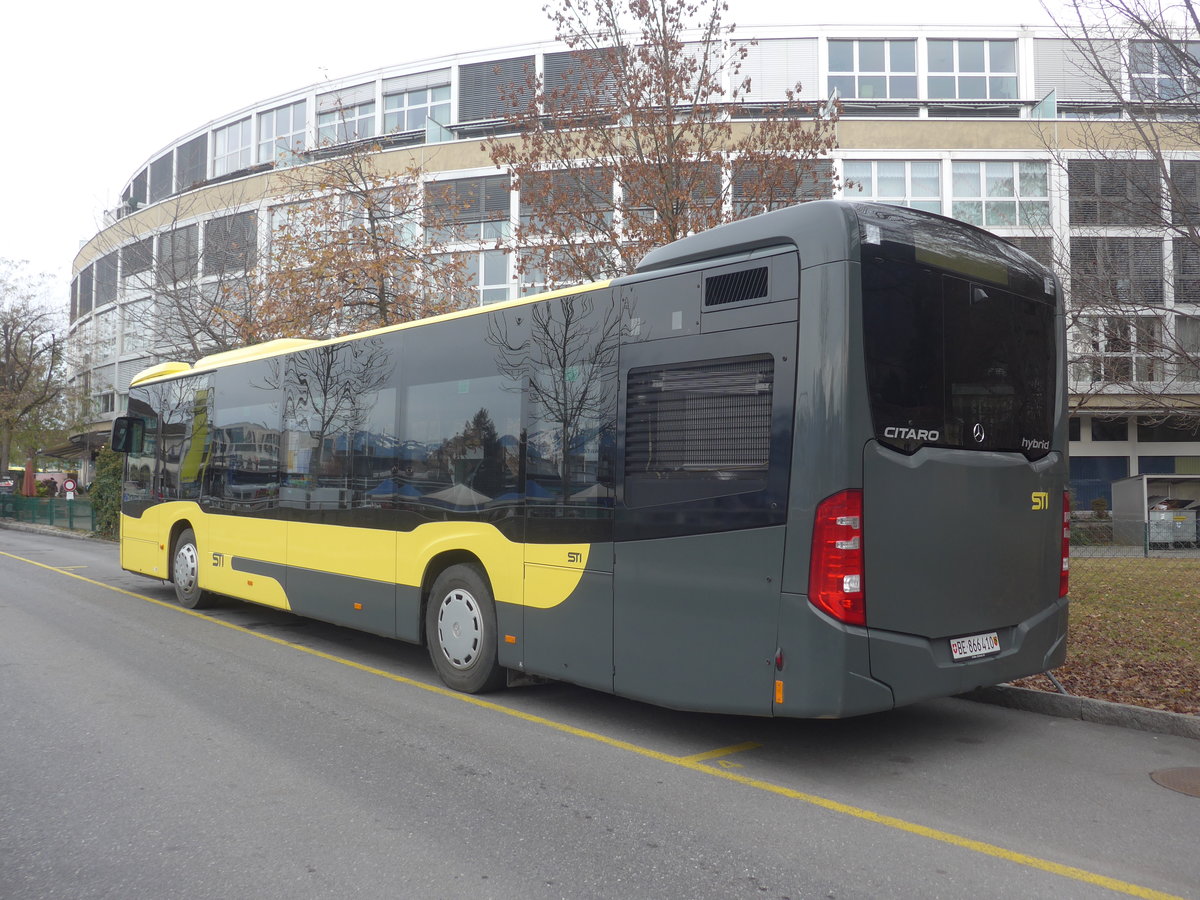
left=704, top=267, right=769, bottom=307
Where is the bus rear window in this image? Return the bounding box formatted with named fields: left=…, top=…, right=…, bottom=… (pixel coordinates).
left=861, top=260, right=1056, bottom=459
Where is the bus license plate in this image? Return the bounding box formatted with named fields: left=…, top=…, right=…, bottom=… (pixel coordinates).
left=950, top=631, right=1000, bottom=661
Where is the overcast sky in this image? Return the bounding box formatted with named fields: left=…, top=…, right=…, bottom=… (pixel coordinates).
left=0, top=0, right=1061, bottom=303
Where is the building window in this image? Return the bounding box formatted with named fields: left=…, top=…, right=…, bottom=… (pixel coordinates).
left=384, top=84, right=452, bottom=142
left=1138, top=416, right=1200, bottom=441
left=1007, top=236, right=1055, bottom=270
left=149, top=152, right=173, bottom=204
left=78, top=265, right=94, bottom=316
left=94, top=252, right=118, bottom=308
left=1090, top=417, right=1128, bottom=441
left=121, top=238, right=154, bottom=284
left=317, top=101, right=376, bottom=145
left=927, top=39, right=1018, bottom=99
left=158, top=225, right=199, bottom=284
left=458, top=249, right=510, bottom=305
left=176, top=134, right=208, bottom=191
left=426, top=175, right=511, bottom=241
left=1071, top=237, right=1164, bottom=305
left=1069, top=159, right=1162, bottom=225
left=458, top=56, right=533, bottom=121
left=122, top=299, right=153, bottom=354
left=1069, top=455, right=1127, bottom=509
left=203, top=212, right=258, bottom=275
left=213, top=118, right=252, bottom=177
left=732, top=160, right=834, bottom=217
left=1073, top=315, right=1163, bottom=383
left=1130, top=40, right=1200, bottom=100
left=843, top=160, right=940, bottom=212
left=828, top=39, right=917, bottom=99
left=950, top=161, right=1049, bottom=228
left=94, top=310, right=117, bottom=361
left=95, top=392, right=116, bottom=415
left=1176, top=314, right=1200, bottom=381
left=258, top=100, right=307, bottom=165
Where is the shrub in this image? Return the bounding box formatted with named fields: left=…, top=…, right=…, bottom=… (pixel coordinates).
left=91, top=447, right=123, bottom=538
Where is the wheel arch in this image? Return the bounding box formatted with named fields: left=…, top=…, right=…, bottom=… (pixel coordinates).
left=166, top=518, right=197, bottom=580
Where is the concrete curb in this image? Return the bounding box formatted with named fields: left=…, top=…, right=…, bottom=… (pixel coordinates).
left=0, top=520, right=110, bottom=543
left=963, top=684, right=1200, bottom=741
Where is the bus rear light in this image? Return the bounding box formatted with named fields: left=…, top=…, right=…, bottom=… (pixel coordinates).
left=1060, top=492, right=1070, bottom=597
left=809, top=490, right=866, bottom=626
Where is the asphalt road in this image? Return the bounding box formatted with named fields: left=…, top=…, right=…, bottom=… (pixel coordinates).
left=1, top=528, right=1197, bottom=900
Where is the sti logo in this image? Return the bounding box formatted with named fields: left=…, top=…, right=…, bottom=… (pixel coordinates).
left=1031, top=492, right=1050, bottom=511
left=567, top=551, right=583, bottom=564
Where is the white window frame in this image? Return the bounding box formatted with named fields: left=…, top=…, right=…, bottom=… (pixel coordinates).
left=258, top=100, right=307, bottom=165
left=951, top=160, right=1050, bottom=228
left=827, top=39, right=918, bottom=100
left=927, top=39, right=1018, bottom=100
left=213, top=118, right=252, bottom=177
left=843, top=159, right=941, bottom=212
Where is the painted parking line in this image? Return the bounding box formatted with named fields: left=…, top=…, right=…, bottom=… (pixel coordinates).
left=3, top=549, right=1184, bottom=900
left=678, top=741, right=762, bottom=764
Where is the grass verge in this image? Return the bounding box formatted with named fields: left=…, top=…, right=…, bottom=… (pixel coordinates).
left=1014, top=556, right=1200, bottom=715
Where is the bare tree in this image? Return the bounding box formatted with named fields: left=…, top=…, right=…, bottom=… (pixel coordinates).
left=1042, top=0, right=1200, bottom=421
left=251, top=132, right=479, bottom=340
left=0, top=259, right=68, bottom=475
left=487, top=0, right=841, bottom=289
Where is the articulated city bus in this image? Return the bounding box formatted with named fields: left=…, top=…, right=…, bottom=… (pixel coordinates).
left=111, top=201, right=1069, bottom=717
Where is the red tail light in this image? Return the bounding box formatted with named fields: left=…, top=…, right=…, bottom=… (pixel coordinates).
left=1060, top=491, right=1070, bottom=597
left=809, top=489, right=866, bottom=626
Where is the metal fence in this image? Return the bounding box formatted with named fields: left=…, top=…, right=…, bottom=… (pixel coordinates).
left=1071, top=516, right=1200, bottom=600
left=0, top=495, right=96, bottom=532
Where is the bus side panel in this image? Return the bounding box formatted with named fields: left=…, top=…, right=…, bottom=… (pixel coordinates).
left=284, top=521, right=397, bottom=631
left=613, top=527, right=783, bottom=715
left=523, top=544, right=614, bottom=692
left=120, top=509, right=168, bottom=578
left=198, top=513, right=290, bottom=609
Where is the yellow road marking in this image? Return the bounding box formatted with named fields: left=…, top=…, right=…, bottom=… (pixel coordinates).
left=678, top=741, right=761, bottom=764
left=3, top=548, right=1183, bottom=900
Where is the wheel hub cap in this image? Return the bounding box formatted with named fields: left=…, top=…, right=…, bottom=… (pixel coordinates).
left=437, top=588, right=481, bottom=669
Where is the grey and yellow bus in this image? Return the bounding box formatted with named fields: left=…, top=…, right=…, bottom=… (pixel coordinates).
left=111, top=201, right=1069, bottom=718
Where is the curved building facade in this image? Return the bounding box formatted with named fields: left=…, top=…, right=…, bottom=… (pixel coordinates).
left=69, top=24, right=1200, bottom=506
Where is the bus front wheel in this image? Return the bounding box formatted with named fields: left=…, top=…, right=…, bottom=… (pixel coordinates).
left=425, top=564, right=505, bottom=693
left=172, top=528, right=215, bottom=610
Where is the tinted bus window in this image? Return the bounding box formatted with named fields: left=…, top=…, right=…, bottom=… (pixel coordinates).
left=857, top=203, right=1056, bottom=458
left=282, top=339, right=398, bottom=514
left=205, top=360, right=282, bottom=513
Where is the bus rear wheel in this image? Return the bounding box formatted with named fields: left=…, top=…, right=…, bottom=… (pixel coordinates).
left=172, top=528, right=215, bottom=610
left=425, top=564, right=505, bottom=693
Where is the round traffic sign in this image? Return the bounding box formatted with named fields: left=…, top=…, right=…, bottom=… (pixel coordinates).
left=63, top=478, right=77, bottom=492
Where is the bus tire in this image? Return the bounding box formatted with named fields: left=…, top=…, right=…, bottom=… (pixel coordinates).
left=425, top=564, right=505, bottom=694
left=172, top=528, right=215, bottom=610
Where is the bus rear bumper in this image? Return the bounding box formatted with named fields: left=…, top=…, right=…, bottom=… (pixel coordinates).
left=867, top=595, right=1070, bottom=709
left=772, top=592, right=1069, bottom=718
